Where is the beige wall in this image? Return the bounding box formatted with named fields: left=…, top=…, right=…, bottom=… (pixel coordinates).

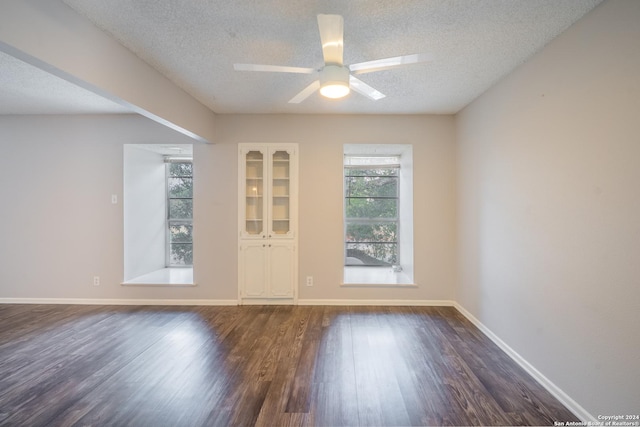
left=216, top=114, right=457, bottom=302
left=0, top=114, right=208, bottom=300
left=456, top=0, right=640, bottom=416
left=0, top=113, right=457, bottom=303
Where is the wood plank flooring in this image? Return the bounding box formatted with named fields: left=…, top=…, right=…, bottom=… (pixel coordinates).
left=0, top=304, right=579, bottom=426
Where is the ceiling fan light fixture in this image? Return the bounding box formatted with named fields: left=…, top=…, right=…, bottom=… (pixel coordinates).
left=319, top=65, right=350, bottom=99
left=320, top=82, right=350, bottom=99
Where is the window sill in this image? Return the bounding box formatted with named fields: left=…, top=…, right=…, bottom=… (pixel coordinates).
left=342, top=266, right=415, bottom=287
left=122, top=268, right=196, bottom=287
left=341, top=282, right=417, bottom=288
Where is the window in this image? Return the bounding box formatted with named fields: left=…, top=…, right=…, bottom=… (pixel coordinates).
left=166, top=158, right=193, bottom=266
left=344, top=156, right=400, bottom=266
left=343, top=144, right=413, bottom=285
left=123, top=144, right=195, bottom=285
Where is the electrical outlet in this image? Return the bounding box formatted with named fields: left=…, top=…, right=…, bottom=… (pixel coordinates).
left=306, top=276, right=313, bottom=287
left=111, top=194, right=118, bottom=204
left=93, top=276, right=100, bottom=286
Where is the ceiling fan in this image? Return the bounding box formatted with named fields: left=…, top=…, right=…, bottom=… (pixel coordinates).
left=233, top=14, right=431, bottom=103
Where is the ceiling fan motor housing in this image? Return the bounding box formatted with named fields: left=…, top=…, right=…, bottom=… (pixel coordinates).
left=319, top=65, right=350, bottom=98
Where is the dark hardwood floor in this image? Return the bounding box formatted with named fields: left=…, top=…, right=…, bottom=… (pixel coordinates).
left=0, top=304, right=579, bottom=427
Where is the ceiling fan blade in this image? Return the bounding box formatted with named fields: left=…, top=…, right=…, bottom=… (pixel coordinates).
left=349, top=53, right=432, bottom=74
left=349, top=75, right=385, bottom=100
left=288, top=80, right=320, bottom=104
left=234, top=63, right=315, bottom=74
left=317, top=14, right=344, bottom=66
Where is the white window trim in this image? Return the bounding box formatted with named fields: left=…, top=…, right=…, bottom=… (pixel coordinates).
left=342, top=144, right=414, bottom=286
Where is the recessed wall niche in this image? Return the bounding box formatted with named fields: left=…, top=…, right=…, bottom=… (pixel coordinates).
left=122, top=144, right=194, bottom=285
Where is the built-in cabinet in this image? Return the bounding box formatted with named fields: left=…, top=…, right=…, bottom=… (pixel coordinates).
left=238, top=143, right=298, bottom=303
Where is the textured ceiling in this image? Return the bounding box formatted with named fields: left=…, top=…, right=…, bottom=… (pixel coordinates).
left=0, top=51, right=130, bottom=115
left=61, top=0, right=602, bottom=114
left=2, top=1, right=603, bottom=116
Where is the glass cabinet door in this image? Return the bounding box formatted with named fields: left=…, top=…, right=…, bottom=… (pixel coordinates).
left=244, top=150, right=264, bottom=236
left=270, top=150, right=290, bottom=236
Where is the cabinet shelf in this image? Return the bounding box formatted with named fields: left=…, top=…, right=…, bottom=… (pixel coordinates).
left=240, top=144, right=297, bottom=302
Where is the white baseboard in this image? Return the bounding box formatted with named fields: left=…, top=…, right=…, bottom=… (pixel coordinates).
left=0, top=298, right=238, bottom=306
left=298, top=299, right=455, bottom=306
left=0, top=298, right=454, bottom=307
left=452, top=302, right=595, bottom=423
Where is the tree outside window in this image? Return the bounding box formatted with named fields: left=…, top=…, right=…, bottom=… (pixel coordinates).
left=167, top=161, right=193, bottom=266
left=344, top=157, right=399, bottom=266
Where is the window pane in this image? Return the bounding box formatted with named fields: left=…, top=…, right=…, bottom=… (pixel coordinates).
left=344, top=158, right=402, bottom=268
left=169, top=199, right=193, bottom=219
left=346, top=243, right=398, bottom=266
left=167, top=160, right=193, bottom=267
left=169, top=224, right=192, bottom=243
left=345, top=198, right=397, bottom=219
left=345, top=175, right=398, bottom=198
left=168, top=177, right=193, bottom=198
left=170, top=243, right=193, bottom=265
left=346, top=223, right=397, bottom=243
left=169, top=163, right=192, bottom=177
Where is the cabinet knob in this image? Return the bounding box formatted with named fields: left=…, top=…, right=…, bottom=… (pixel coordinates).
left=263, top=244, right=266, bottom=247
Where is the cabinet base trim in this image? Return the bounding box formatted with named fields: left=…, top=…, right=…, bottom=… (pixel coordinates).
left=239, top=298, right=296, bottom=305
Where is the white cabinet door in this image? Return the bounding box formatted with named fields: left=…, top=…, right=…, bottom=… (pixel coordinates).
left=239, top=147, right=267, bottom=239
left=239, top=143, right=298, bottom=303
left=239, top=242, right=295, bottom=299
left=239, top=242, right=267, bottom=298
left=268, top=147, right=296, bottom=239
left=268, top=242, right=295, bottom=298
